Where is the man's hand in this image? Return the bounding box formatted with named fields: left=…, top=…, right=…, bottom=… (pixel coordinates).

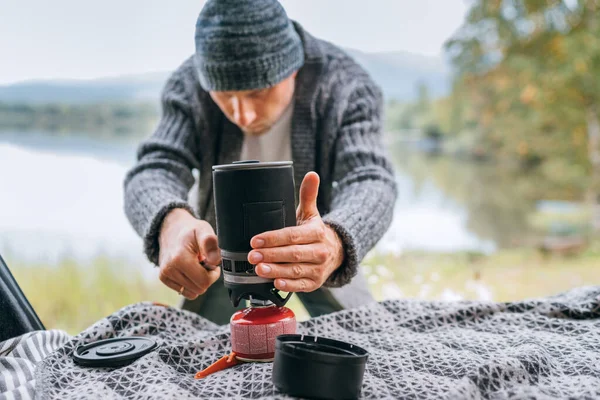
left=157, top=209, right=221, bottom=299
left=249, top=172, right=345, bottom=292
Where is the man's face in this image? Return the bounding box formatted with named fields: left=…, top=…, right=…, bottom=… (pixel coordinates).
left=209, top=71, right=297, bottom=136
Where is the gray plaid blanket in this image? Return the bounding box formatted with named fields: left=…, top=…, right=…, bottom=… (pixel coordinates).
left=2, top=286, right=600, bottom=399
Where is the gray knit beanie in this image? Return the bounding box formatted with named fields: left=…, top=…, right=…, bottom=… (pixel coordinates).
left=194, top=0, right=305, bottom=92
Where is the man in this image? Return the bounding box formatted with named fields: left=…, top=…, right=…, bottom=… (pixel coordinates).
left=123, top=0, right=397, bottom=325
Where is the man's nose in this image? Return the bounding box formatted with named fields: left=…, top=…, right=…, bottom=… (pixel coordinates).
left=231, top=97, right=257, bottom=128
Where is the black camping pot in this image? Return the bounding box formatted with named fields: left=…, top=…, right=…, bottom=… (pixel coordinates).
left=272, top=334, right=369, bottom=399
left=212, top=160, right=296, bottom=307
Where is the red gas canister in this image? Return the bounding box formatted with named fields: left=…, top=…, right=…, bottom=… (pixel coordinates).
left=194, top=303, right=297, bottom=379
left=231, top=305, right=296, bottom=361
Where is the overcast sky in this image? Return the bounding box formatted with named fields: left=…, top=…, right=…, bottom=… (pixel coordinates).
left=0, top=1, right=468, bottom=84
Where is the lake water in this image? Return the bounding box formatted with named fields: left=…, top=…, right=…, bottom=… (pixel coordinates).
left=0, top=132, right=495, bottom=269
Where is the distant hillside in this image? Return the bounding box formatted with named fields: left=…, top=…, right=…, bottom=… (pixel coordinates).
left=0, top=50, right=449, bottom=104
left=0, top=72, right=168, bottom=104
left=346, top=49, right=450, bottom=100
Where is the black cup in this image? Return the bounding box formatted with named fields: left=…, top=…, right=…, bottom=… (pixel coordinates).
left=212, top=160, right=296, bottom=307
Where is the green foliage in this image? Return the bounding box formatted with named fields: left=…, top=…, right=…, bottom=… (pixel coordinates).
left=385, top=101, right=415, bottom=131
left=0, top=102, right=159, bottom=139
left=444, top=0, right=600, bottom=174
left=385, top=81, right=448, bottom=136
left=383, top=0, right=600, bottom=237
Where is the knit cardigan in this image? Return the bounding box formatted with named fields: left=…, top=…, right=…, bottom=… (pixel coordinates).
left=123, top=22, right=397, bottom=288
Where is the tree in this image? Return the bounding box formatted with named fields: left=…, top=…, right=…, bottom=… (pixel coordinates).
left=445, top=0, right=600, bottom=229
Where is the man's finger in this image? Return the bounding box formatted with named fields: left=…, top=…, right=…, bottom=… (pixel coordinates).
left=297, top=172, right=320, bottom=220
left=251, top=222, right=325, bottom=248
left=274, top=278, right=317, bottom=293
left=195, top=230, right=221, bottom=266
left=178, top=257, right=219, bottom=294
left=161, top=276, right=199, bottom=300
left=255, top=262, right=321, bottom=281
left=204, top=265, right=222, bottom=287
left=248, top=244, right=328, bottom=264
left=163, top=260, right=221, bottom=296
left=160, top=258, right=206, bottom=294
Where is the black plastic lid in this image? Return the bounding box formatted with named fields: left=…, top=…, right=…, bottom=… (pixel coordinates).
left=272, top=334, right=369, bottom=399
left=73, top=337, right=158, bottom=368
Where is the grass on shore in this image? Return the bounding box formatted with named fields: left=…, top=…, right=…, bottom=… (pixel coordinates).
left=364, top=244, right=600, bottom=303
left=10, top=256, right=178, bottom=334
left=9, top=244, right=600, bottom=335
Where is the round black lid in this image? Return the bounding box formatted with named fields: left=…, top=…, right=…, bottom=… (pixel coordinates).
left=272, top=334, right=369, bottom=399
left=73, top=337, right=158, bottom=368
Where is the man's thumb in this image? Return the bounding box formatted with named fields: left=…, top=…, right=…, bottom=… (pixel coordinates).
left=195, top=227, right=221, bottom=266
left=297, top=172, right=320, bottom=219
